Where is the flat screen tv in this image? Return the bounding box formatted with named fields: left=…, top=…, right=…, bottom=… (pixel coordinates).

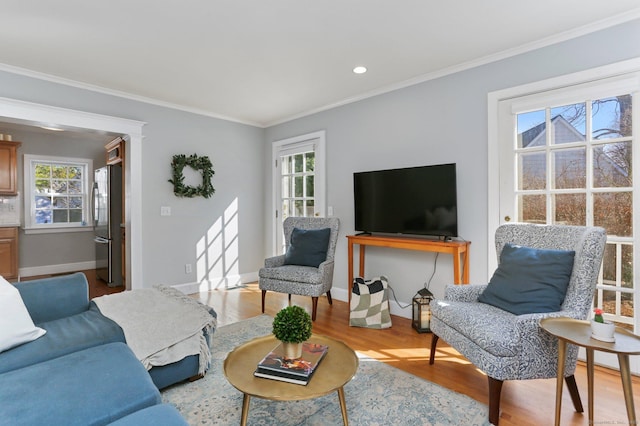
left=354, top=163, right=458, bottom=238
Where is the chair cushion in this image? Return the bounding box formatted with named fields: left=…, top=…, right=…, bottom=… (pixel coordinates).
left=431, top=299, right=522, bottom=357
left=478, top=243, right=575, bottom=315
left=0, top=276, right=46, bottom=353
left=284, top=227, right=331, bottom=267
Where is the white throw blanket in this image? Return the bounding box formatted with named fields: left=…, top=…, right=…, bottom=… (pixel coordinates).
left=93, top=286, right=217, bottom=374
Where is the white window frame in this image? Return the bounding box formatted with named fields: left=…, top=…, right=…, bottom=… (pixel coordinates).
left=23, top=154, right=93, bottom=234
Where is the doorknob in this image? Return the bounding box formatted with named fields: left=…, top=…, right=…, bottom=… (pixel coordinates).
left=504, top=216, right=511, bottom=222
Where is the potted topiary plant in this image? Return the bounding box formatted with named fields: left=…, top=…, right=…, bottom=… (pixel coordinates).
left=272, top=305, right=312, bottom=359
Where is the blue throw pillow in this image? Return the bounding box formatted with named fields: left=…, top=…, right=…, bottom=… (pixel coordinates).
left=284, top=227, right=331, bottom=268
left=478, top=243, right=575, bottom=315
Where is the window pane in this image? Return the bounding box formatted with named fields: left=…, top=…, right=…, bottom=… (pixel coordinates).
left=294, top=200, right=303, bottom=216
left=52, top=180, right=67, bottom=193
left=553, top=148, right=585, bottom=189
left=35, top=209, right=51, bottom=224
left=35, top=164, right=50, bottom=178
left=550, top=103, right=586, bottom=144
left=68, top=166, right=82, bottom=179
left=52, top=166, right=67, bottom=179
left=593, top=142, right=632, bottom=188
left=282, top=176, right=290, bottom=197
left=594, top=192, right=632, bottom=237
left=52, top=210, right=68, bottom=223
left=592, top=95, right=632, bottom=139
left=305, top=200, right=314, bottom=216
left=601, top=243, right=616, bottom=285
left=282, top=200, right=290, bottom=218
left=554, top=193, right=585, bottom=226
left=518, top=152, right=546, bottom=190
left=294, top=176, right=303, bottom=197
left=517, top=110, right=545, bottom=148
left=305, top=152, right=315, bottom=172
left=35, top=179, right=50, bottom=193
left=305, top=175, right=314, bottom=197
left=53, top=197, right=68, bottom=208
left=281, top=156, right=291, bottom=174
left=69, top=196, right=82, bottom=209
left=69, top=209, right=83, bottom=223
left=293, top=154, right=303, bottom=173
left=518, top=194, right=545, bottom=223
left=622, top=244, right=634, bottom=290
left=35, top=196, right=51, bottom=208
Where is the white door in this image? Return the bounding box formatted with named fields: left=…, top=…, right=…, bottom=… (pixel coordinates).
left=272, top=131, right=326, bottom=254
left=493, top=71, right=639, bottom=371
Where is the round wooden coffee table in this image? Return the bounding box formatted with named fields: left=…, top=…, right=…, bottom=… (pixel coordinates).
left=223, top=334, right=358, bottom=426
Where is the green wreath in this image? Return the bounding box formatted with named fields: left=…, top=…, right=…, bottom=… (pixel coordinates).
left=169, top=153, right=215, bottom=198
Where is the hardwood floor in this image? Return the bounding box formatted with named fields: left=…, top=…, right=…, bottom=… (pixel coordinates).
left=193, top=283, right=639, bottom=426
left=20, top=269, right=124, bottom=299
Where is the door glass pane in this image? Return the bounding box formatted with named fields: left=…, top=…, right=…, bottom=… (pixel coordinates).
left=550, top=103, right=586, bottom=144
left=554, top=193, right=585, bottom=225
left=294, top=154, right=304, bottom=173
left=593, top=192, right=632, bottom=237
left=553, top=148, right=586, bottom=189
left=306, top=175, right=314, bottom=197
left=517, top=110, right=545, bottom=148
left=305, top=152, right=315, bottom=172
left=282, top=176, right=290, bottom=197
left=593, top=142, right=632, bottom=188
left=294, top=200, right=303, bottom=216
left=518, top=152, right=546, bottom=190
left=518, top=194, right=546, bottom=224
left=294, top=176, right=303, bottom=197
left=592, top=95, right=632, bottom=139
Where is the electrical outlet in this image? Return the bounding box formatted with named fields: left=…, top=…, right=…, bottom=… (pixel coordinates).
left=185, top=263, right=192, bottom=274
left=160, top=206, right=171, bottom=216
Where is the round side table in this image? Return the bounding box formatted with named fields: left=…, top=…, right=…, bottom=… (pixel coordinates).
left=223, top=334, right=358, bottom=426
left=540, top=317, right=640, bottom=426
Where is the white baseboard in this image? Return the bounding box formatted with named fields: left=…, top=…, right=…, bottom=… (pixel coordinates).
left=172, top=271, right=260, bottom=294
left=19, top=261, right=97, bottom=279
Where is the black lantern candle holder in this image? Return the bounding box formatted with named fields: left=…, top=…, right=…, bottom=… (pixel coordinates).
left=412, top=288, right=434, bottom=333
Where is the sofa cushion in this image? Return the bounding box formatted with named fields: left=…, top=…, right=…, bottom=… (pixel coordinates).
left=0, top=276, right=46, bottom=353
left=0, top=302, right=125, bottom=374
left=0, top=342, right=161, bottom=426
left=478, top=243, right=575, bottom=315
left=284, top=227, right=331, bottom=267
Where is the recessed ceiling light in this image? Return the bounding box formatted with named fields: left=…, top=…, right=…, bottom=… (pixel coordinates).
left=353, top=66, right=367, bottom=74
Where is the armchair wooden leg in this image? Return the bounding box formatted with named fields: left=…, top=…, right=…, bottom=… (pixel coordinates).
left=429, top=334, right=439, bottom=365
left=326, top=291, right=333, bottom=305
left=261, top=290, right=266, bottom=313
left=488, top=377, right=503, bottom=425
left=288, top=294, right=292, bottom=305
left=311, top=297, right=318, bottom=321
left=565, top=374, right=584, bottom=413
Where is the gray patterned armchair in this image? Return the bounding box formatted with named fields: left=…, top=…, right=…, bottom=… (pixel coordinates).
left=259, top=217, right=340, bottom=321
left=429, top=223, right=606, bottom=425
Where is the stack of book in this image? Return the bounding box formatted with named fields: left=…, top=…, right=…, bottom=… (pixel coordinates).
left=254, top=341, right=329, bottom=385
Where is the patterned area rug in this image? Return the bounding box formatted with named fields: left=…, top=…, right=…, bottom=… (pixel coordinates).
left=162, top=315, right=490, bottom=425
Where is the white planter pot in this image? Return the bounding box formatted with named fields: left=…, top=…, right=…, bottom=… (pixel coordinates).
left=590, top=320, right=616, bottom=342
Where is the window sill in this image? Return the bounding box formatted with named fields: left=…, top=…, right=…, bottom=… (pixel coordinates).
left=23, top=226, right=94, bottom=235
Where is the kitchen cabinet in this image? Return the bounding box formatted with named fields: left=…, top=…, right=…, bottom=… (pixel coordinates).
left=0, top=141, right=21, bottom=195
left=105, top=138, right=124, bottom=165
left=0, top=227, right=18, bottom=280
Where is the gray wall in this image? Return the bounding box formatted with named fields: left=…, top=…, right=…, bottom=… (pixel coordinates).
left=264, top=18, right=640, bottom=310
left=0, top=72, right=265, bottom=288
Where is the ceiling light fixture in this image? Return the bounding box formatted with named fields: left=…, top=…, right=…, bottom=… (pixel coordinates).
left=353, top=66, right=367, bottom=74
left=40, top=125, right=65, bottom=132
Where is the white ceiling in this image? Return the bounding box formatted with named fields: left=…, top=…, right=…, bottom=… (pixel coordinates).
left=1, top=1, right=639, bottom=127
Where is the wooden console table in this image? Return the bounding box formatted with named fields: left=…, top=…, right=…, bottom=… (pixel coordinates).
left=346, top=234, right=470, bottom=302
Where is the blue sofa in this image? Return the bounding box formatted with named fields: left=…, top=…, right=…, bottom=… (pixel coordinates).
left=0, top=272, right=216, bottom=425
